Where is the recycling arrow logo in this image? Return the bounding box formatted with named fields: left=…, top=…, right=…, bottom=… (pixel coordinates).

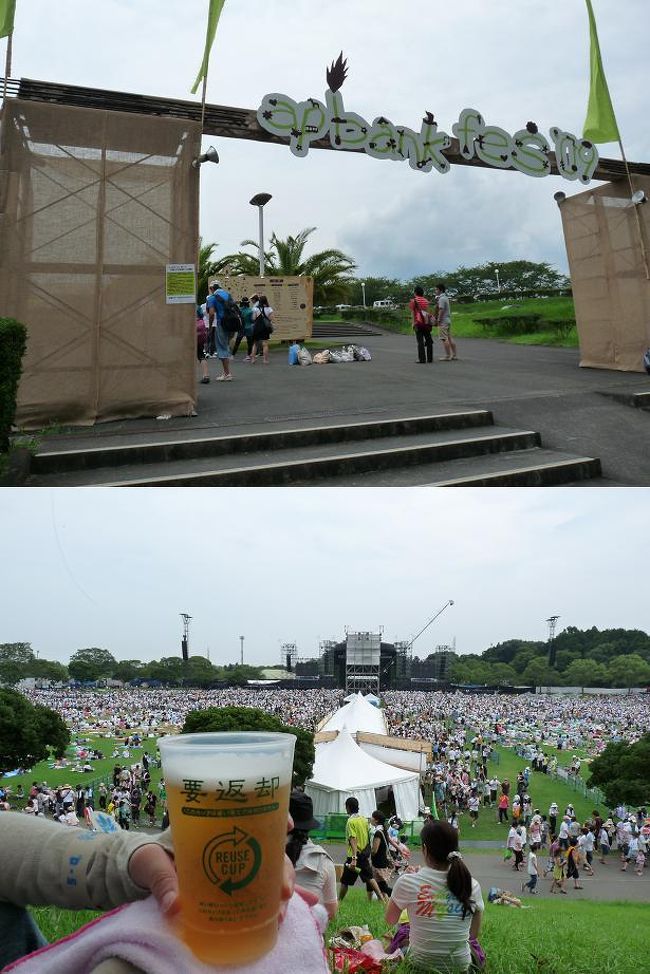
left=202, top=826, right=262, bottom=895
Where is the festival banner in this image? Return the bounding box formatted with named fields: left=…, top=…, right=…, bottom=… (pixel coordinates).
left=583, top=0, right=620, bottom=144
left=0, top=0, right=16, bottom=38
left=191, top=0, right=227, bottom=94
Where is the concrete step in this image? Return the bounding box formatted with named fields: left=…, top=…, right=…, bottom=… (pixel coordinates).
left=28, top=426, right=545, bottom=487
left=30, top=411, right=495, bottom=476
left=600, top=390, right=650, bottom=410
left=317, top=448, right=602, bottom=487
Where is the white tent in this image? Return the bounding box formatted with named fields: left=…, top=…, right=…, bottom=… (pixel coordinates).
left=320, top=693, right=387, bottom=736
left=305, top=729, right=421, bottom=821
left=343, top=691, right=380, bottom=706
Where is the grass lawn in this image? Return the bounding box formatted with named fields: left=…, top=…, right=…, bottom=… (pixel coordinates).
left=447, top=746, right=599, bottom=843
left=451, top=297, right=578, bottom=347
left=1, top=734, right=164, bottom=814
left=329, top=296, right=579, bottom=348
left=329, top=890, right=647, bottom=973
left=28, top=893, right=648, bottom=974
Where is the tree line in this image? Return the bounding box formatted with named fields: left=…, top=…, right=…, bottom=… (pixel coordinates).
left=3, top=626, right=649, bottom=690
left=420, top=626, right=650, bottom=688
left=0, top=644, right=267, bottom=688
left=198, top=227, right=569, bottom=307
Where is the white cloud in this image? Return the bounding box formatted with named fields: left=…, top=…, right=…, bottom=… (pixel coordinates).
left=8, top=0, right=647, bottom=278
left=1, top=488, right=648, bottom=665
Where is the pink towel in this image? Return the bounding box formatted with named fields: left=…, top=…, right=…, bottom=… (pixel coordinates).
left=3, top=894, right=329, bottom=974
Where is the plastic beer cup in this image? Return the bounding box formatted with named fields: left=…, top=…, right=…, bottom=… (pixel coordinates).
left=158, top=732, right=296, bottom=966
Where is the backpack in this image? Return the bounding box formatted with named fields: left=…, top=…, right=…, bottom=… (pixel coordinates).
left=220, top=295, right=243, bottom=333
left=413, top=298, right=435, bottom=329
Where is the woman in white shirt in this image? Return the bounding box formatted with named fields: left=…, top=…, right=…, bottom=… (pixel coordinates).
left=386, top=820, right=484, bottom=973
left=286, top=791, right=338, bottom=919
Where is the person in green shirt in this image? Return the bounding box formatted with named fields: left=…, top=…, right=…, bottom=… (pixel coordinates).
left=339, top=797, right=386, bottom=902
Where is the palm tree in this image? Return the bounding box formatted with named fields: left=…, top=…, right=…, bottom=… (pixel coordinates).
left=216, top=228, right=357, bottom=304
left=197, top=241, right=221, bottom=302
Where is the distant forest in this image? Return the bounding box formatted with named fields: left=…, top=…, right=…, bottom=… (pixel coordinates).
left=421, top=626, right=650, bottom=688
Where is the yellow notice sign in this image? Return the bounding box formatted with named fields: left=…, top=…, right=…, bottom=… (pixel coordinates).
left=166, top=264, right=196, bottom=304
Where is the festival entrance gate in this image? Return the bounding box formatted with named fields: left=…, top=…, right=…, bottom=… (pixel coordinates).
left=1, top=67, right=649, bottom=427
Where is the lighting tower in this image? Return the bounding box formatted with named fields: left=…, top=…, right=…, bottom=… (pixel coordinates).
left=546, top=615, right=560, bottom=667
left=180, top=613, right=192, bottom=662
left=239, top=635, right=244, bottom=666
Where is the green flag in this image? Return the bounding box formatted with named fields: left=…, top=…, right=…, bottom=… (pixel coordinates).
left=0, top=0, right=16, bottom=38
left=191, top=0, right=227, bottom=95
left=583, top=0, right=620, bottom=143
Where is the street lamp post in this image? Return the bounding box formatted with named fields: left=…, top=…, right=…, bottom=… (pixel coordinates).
left=249, top=193, right=272, bottom=276
left=495, top=268, right=501, bottom=293
left=361, top=281, right=366, bottom=308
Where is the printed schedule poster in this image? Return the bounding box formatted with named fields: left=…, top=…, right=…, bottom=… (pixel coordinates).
left=166, top=264, right=196, bottom=304
left=221, top=275, right=314, bottom=340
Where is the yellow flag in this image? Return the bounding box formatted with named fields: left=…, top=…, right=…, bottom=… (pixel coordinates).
left=0, top=0, right=16, bottom=38
left=191, top=0, right=227, bottom=95
left=583, top=0, right=620, bottom=144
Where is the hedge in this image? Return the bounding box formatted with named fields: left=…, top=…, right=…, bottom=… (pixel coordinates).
left=0, top=318, right=27, bottom=452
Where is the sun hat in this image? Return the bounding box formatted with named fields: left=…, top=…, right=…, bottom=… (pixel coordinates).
left=289, top=790, right=321, bottom=832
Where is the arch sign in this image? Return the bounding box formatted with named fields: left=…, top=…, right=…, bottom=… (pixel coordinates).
left=258, top=54, right=599, bottom=184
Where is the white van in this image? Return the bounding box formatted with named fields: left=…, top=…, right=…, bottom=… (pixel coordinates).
left=373, top=299, right=395, bottom=309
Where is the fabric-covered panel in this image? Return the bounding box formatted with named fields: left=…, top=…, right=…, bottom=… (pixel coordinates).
left=560, top=177, right=650, bottom=373
left=0, top=100, right=201, bottom=427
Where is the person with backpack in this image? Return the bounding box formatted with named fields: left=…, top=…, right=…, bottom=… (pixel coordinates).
left=250, top=294, right=275, bottom=364
left=206, top=281, right=235, bottom=381
left=409, top=285, right=434, bottom=364
left=235, top=296, right=254, bottom=359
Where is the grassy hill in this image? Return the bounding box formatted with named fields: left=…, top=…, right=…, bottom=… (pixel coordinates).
left=328, top=892, right=646, bottom=974
left=328, top=296, right=579, bottom=347
left=27, top=893, right=647, bottom=974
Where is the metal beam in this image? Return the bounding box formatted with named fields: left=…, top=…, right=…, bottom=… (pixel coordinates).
left=4, top=76, right=649, bottom=183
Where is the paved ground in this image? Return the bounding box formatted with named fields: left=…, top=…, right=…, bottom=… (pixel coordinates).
left=33, top=330, right=650, bottom=484
left=325, top=843, right=650, bottom=903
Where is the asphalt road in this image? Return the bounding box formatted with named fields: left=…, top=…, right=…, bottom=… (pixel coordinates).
left=325, top=843, right=650, bottom=903
left=35, top=330, right=650, bottom=484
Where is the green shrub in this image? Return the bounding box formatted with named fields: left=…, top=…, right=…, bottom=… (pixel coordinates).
left=0, top=318, right=27, bottom=453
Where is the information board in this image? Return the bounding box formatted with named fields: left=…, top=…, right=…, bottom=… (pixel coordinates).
left=219, top=275, right=313, bottom=340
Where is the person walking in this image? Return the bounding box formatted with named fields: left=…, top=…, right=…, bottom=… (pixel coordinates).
left=409, top=285, right=434, bottom=364
left=367, top=810, right=394, bottom=902
left=435, top=283, right=457, bottom=361
left=565, top=837, right=584, bottom=889
left=522, top=843, right=540, bottom=894
left=339, top=797, right=386, bottom=903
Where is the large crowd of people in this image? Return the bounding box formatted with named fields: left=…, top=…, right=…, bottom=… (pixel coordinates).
left=1, top=685, right=648, bottom=971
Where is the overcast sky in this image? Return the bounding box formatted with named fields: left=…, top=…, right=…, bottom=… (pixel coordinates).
left=0, top=488, right=647, bottom=667
left=7, top=0, right=649, bottom=281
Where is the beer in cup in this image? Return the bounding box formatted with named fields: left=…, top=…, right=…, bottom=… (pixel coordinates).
left=158, top=732, right=296, bottom=965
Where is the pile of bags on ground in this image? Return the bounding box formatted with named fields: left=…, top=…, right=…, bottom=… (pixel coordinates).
left=288, top=343, right=372, bottom=366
